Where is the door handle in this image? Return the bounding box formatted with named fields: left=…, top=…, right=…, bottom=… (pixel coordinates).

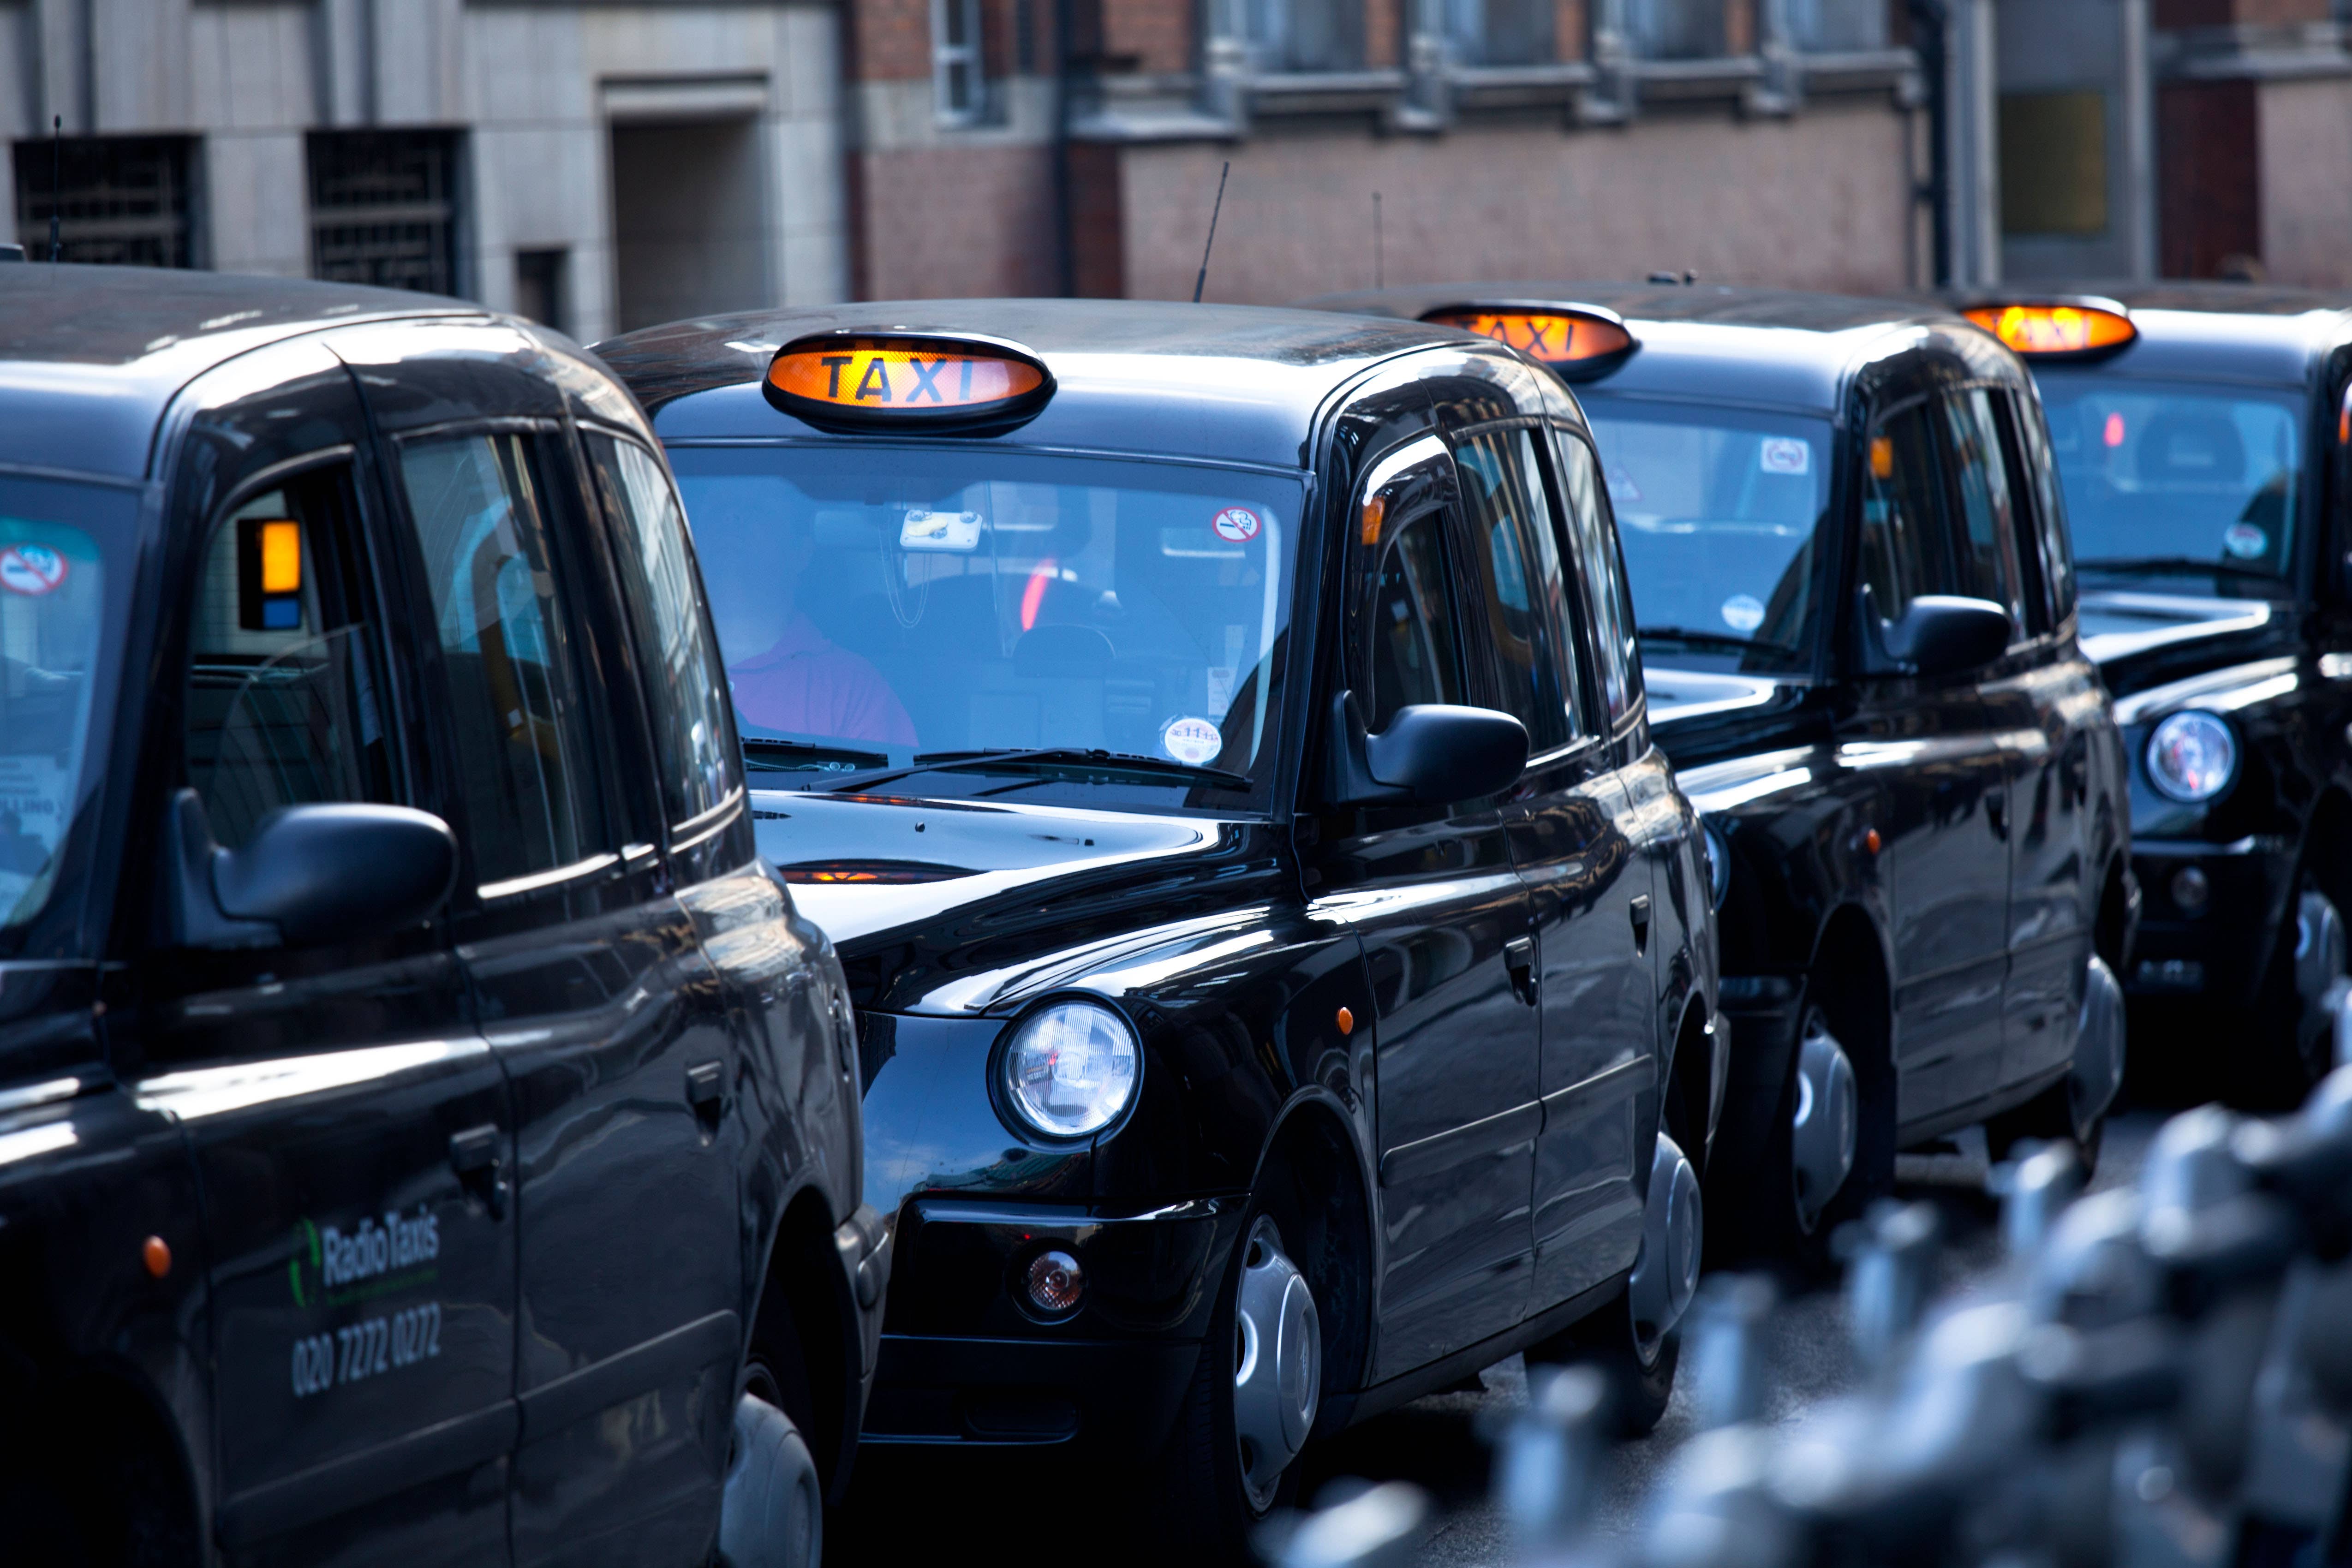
left=448, top=1124, right=507, bottom=1221
left=686, top=1059, right=726, bottom=1129
left=1630, top=895, right=1652, bottom=954
left=1504, top=936, right=1538, bottom=1006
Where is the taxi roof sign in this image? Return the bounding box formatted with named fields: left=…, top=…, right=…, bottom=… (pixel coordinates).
left=764, top=331, right=1053, bottom=430
left=1417, top=303, right=1638, bottom=380
left=1962, top=298, right=2137, bottom=359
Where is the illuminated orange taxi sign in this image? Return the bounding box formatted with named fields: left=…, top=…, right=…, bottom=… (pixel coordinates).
left=764, top=333, right=1052, bottom=427
left=1419, top=305, right=1638, bottom=378
left=1963, top=300, right=2137, bottom=358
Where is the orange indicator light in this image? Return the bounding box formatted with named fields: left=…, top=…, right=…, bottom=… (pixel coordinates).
left=1964, top=301, right=2136, bottom=357
left=765, top=334, right=1051, bottom=425
left=1869, top=437, right=1895, bottom=480
left=143, top=1235, right=171, bottom=1278
left=1421, top=307, right=1636, bottom=368
left=258, top=520, right=301, bottom=594
left=1360, top=495, right=1386, bottom=548
left=1336, top=1006, right=1354, bottom=1036
left=1864, top=828, right=1881, bottom=856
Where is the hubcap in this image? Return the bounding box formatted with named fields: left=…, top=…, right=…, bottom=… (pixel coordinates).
left=1791, top=1011, right=1858, bottom=1233
left=1232, top=1216, right=1319, bottom=1511
left=1626, top=1132, right=1701, bottom=1365
left=2068, top=954, right=2127, bottom=1142
left=2295, top=891, right=2347, bottom=1077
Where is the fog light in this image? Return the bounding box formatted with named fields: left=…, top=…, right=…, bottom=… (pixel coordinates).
left=1023, top=1249, right=1084, bottom=1316
left=2171, top=866, right=2210, bottom=916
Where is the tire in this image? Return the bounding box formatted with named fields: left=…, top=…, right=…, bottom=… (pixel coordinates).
left=717, top=1391, right=823, bottom=1568
left=1147, top=1204, right=1325, bottom=1560
left=1736, top=982, right=1893, bottom=1277
left=2245, top=883, right=2345, bottom=1109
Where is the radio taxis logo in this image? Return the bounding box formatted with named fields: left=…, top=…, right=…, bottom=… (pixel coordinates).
left=287, top=1207, right=440, bottom=1308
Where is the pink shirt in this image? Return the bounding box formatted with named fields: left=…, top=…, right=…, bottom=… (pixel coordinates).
left=728, top=614, right=918, bottom=747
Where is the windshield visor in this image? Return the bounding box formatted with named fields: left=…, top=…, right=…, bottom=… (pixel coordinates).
left=1582, top=397, right=1830, bottom=674
left=669, top=445, right=1300, bottom=809
left=0, top=475, right=136, bottom=948
left=2035, top=373, right=2302, bottom=592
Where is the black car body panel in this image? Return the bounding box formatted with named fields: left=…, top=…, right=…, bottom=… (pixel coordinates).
left=1309, top=282, right=2133, bottom=1227
left=594, top=300, right=1722, bottom=1462
left=0, top=267, right=880, bottom=1565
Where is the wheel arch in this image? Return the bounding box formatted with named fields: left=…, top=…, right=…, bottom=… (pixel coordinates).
left=743, top=1179, right=861, bottom=1502
left=0, top=1342, right=202, bottom=1564
left=1247, top=1090, right=1377, bottom=1418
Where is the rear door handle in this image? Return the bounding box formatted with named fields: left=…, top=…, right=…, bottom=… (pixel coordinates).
left=448, top=1124, right=507, bottom=1221
left=686, top=1060, right=726, bottom=1128
left=1504, top=936, right=1538, bottom=1006
left=1630, top=895, right=1652, bottom=954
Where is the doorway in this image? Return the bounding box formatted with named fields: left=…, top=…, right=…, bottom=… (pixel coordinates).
left=609, top=116, right=766, bottom=333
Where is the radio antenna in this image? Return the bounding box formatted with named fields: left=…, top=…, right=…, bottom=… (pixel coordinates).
left=1373, top=191, right=1383, bottom=288
left=48, top=116, right=61, bottom=262
left=1191, top=161, right=1230, bottom=304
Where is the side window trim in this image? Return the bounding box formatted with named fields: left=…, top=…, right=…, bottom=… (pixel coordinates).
left=1547, top=423, right=1645, bottom=740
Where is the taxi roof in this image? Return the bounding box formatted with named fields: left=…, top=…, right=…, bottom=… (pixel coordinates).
left=1952, top=280, right=2352, bottom=388
left=1302, top=281, right=1988, bottom=417
left=591, top=299, right=1491, bottom=471
left=0, top=264, right=484, bottom=481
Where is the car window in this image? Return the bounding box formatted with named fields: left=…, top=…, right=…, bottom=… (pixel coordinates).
left=1454, top=427, right=1576, bottom=754
left=585, top=434, right=737, bottom=830
left=1366, top=510, right=1467, bottom=733
left=1550, top=428, right=1640, bottom=726
left=1941, top=389, right=2030, bottom=637
left=398, top=432, right=612, bottom=890
left=1858, top=402, right=1948, bottom=625
left=182, top=465, right=398, bottom=851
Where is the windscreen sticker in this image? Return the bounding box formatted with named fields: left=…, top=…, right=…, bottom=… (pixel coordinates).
left=1759, top=438, right=1810, bottom=476
left=900, top=510, right=983, bottom=552
left=1211, top=507, right=1262, bottom=544
left=1162, top=715, right=1224, bottom=766
left=2223, top=523, right=2268, bottom=560
left=1720, top=594, right=1766, bottom=633
left=0, top=543, right=68, bottom=596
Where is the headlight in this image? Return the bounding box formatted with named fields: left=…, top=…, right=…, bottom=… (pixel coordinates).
left=2145, top=711, right=2237, bottom=804
left=998, top=999, right=1139, bottom=1139
left=1700, top=823, right=1731, bottom=911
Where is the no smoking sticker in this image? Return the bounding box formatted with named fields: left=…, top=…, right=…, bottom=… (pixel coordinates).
left=0, top=544, right=67, bottom=596
left=1211, top=507, right=1262, bottom=544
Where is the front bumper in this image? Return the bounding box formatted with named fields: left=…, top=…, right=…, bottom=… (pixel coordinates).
left=861, top=1195, right=1244, bottom=1453
left=2126, top=836, right=2294, bottom=1008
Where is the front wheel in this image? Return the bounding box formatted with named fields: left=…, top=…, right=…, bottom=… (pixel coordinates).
left=1729, top=992, right=1891, bottom=1276
left=2248, top=886, right=2347, bottom=1107
left=1148, top=1213, right=1323, bottom=1557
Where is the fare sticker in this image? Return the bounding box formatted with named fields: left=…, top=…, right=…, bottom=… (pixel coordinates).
left=1211, top=507, right=1262, bottom=544
left=0, top=544, right=67, bottom=596
left=1161, top=715, right=1224, bottom=767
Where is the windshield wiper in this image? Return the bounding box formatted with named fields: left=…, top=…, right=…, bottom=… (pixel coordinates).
left=813, top=747, right=1250, bottom=796
left=2077, top=556, right=2283, bottom=583
left=1639, top=626, right=1798, bottom=656
left=741, top=737, right=891, bottom=772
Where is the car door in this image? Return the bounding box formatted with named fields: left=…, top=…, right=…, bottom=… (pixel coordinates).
left=386, top=420, right=742, bottom=1565
left=1301, top=434, right=1540, bottom=1380
left=121, top=352, right=517, bottom=1565
left=1459, top=423, right=1651, bottom=1309
left=1845, top=396, right=2012, bottom=1123
left=1965, top=387, right=2099, bottom=1096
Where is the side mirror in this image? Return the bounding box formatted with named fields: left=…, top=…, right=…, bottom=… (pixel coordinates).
left=167, top=789, right=457, bottom=948
left=1325, top=690, right=1528, bottom=807
left=1864, top=593, right=2012, bottom=679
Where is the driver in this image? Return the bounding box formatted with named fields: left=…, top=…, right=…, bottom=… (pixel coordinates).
left=703, top=514, right=917, bottom=747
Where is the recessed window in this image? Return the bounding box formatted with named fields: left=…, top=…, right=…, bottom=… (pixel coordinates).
left=1623, top=0, right=1725, bottom=60
left=514, top=248, right=568, bottom=334
left=1212, top=0, right=1367, bottom=73
left=307, top=130, right=463, bottom=296
left=934, top=0, right=987, bottom=124
left=1788, top=0, right=1888, bottom=52
left=11, top=136, right=197, bottom=267
left=1437, top=0, right=1553, bottom=66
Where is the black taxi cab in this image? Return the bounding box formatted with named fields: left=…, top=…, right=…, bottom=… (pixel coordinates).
left=1959, top=286, right=2352, bottom=1106
left=591, top=299, right=1723, bottom=1548
left=0, top=266, right=883, bottom=1568
left=1307, top=283, right=2134, bottom=1265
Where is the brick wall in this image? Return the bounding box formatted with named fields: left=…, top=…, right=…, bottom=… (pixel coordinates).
left=854, top=143, right=1063, bottom=298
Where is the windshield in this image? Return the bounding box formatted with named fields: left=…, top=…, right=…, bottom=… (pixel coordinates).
left=0, top=475, right=137, bottom=948
left=667, top=444, right=1300, bottom=810
left=1581, top=395, right=1830, bottom=674
left=2034, top=372, right=2303, bottom=594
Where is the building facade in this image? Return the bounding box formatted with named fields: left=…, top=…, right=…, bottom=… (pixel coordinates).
left=5, top=2, right=2348, bottom=328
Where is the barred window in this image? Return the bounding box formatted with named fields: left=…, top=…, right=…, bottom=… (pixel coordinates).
left=307, top=131, right=463, bottom=297
left=12, top=136, right=196, bottom=268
